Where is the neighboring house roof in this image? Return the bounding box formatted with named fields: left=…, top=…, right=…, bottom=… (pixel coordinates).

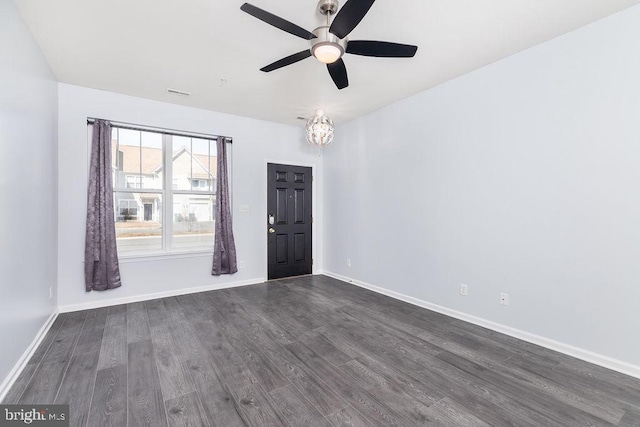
left=115, top=143, right=217, bottom=179
left=115, top=144, right=162, bottom=176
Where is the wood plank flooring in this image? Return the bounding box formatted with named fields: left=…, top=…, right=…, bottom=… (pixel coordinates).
left=4, top=275, right=640, bottom=426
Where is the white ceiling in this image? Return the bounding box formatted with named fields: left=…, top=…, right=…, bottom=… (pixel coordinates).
left=15, top=0, right=640, bottom=126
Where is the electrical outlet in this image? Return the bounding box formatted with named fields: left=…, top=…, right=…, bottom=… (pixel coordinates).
left=460, top=284, right=468, bottom=296
left=239, top=261, right=245, bottom=269
left=500, top=292, right=509, bottom=306
left=49, top=287, right=53, bottom=299
left=346, top=258, right=351, bottom=267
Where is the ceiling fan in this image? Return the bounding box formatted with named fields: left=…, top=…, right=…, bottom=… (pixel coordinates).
left=240, top=0, right=418, bottom=90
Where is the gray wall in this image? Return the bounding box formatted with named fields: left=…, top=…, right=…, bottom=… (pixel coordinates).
left=0, top=1, right=58, bottom=391
left=323, top=5, right=640, bottom=367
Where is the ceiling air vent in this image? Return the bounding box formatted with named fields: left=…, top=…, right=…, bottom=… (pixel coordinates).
left=167, top=88, right=191, bottom=96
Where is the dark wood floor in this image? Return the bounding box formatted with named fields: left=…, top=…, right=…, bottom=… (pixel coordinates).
left=3, top=275, right=640, bottom=426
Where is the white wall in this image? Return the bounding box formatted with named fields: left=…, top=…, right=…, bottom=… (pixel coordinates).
left=0, top=0, right=58, bottom=391
left=58, top=84, right=322, bottom=309
left=324, top=5, right=640, bottom=370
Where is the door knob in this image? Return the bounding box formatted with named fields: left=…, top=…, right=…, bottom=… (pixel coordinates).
left=268, top=227, right=275, bottom=233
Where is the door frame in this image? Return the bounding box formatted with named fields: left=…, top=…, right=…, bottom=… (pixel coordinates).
left=263, top=159, right=319, bottom=281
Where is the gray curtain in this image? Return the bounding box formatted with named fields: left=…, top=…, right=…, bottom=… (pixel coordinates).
left=85, top=120, right=122, bottom=291
left=212, top=137, right=238, bottom=275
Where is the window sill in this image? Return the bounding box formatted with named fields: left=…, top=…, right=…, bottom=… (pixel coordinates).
left=118, top=249, right=214, bottom=263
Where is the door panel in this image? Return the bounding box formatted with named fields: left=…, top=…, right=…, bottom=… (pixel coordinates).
left=276, top=188, right=288, bottom=224
left=276, top=234, right=288, bottom=264
left=294, top=234, right=306, bottom=262
left=294, top=189, right=305, bottom=223
left=267, top=163, right=313, bottom=280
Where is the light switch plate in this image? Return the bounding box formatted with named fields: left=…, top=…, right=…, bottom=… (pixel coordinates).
left=239, top=205, right=250, bottom=213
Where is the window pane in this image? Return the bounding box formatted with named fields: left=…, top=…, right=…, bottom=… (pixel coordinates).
left=115, top=129, right=141, bottom=189
left=112, top=129, right=163, bottom=190
left=172, top=194, right=215, bottom=249
left=140, top=131, right=163, bottom=189
left=173, top=137, right=216, bottom=192
left=173, top=136, right=192, bottom=191
left=114, top=192, right=163, bottom=253
left=192, top=138, right=214, bottom=191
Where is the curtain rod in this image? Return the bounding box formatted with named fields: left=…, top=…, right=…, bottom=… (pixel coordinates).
left=86, top=117, right=232, bottom=143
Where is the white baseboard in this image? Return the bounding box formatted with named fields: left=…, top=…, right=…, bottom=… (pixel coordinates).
left=0, top=310, right=59, bottom=403
left=321, top=271, right=640, bottom=380
left=58, top=277, right=265, bottom=313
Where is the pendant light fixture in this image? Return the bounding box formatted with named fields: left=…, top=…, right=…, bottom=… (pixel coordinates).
left=305, top=109, right=334, bottom=146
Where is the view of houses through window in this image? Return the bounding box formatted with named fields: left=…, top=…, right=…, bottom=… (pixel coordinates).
left=110, top=127, right=217, bottom=254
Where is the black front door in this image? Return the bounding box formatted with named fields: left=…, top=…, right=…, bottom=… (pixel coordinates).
left=267, top=163, right=313, bottom=280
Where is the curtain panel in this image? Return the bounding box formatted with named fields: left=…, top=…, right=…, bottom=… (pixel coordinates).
left=85, top=119, right=122, bottom=291
left=212, top=137, right=238, bottom=275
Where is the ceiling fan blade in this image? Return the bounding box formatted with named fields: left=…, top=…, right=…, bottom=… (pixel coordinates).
left=260, top=50, right=312, bottom=72
left=240, top=3, right=317, bottom=40
left=329, top=0, right=376, bottom=39
left=327, top=58, right=349, bottom=90
left=346, top=40, right=418, bottom=57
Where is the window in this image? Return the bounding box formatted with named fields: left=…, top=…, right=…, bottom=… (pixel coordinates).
left=190, top=179, right=208, bottom=189
left=109, top=126, right=219, bottom=255
left=125, top=175, right=143, bottom=189
left=118, top=200, right=139, bottom=220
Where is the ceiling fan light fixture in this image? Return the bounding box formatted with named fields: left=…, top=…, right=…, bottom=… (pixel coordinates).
left=312, top=42, right=343, bottom=64
left=306, top=109, right=334, bottom=146
left=310, top=26, right=346, bottom=64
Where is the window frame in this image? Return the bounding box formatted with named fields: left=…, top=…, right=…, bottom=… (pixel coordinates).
left=110, top=128, right=218, bottom=258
